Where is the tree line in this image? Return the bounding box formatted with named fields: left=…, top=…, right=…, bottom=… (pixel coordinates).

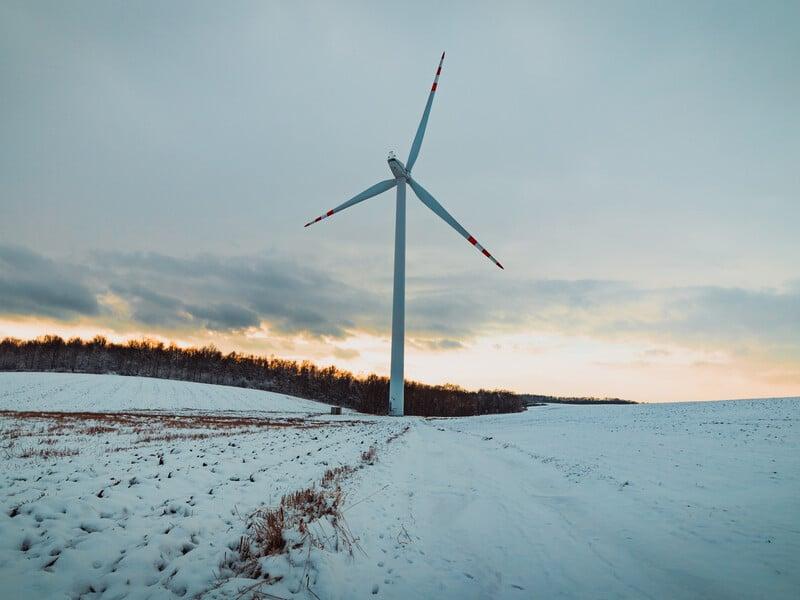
left=520, top=394, right=636, bottom=405
left=0, top=336, right=523, bottom=417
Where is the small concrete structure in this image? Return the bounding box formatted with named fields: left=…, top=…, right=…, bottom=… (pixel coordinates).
left=330, top=406, right=342, bottom=415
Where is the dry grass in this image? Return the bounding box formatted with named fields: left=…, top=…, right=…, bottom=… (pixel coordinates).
left=0, top=409, right=349, bottom=431
left=225, top=447, right=377, bottom=590
left=1, top=425, right=46, bottom=439
left=1, top=426, right=25, bottom=440
left=83, top=425, right=117, bottom=435
left=321, top=465, right=354, bottom=488
left=0, top=410, right=370, bottom=452
left=386, top=425, right=410, bottom=443
left=136, top=431, right=231, bottom=444
left=231, top=484, right=349, bottom=581
left=360, top=446, right=377, bottom=464
left=17, top=447, right=79, bottom=459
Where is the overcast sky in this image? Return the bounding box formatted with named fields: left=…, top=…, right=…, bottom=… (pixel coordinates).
left=1, top=1, right=798, bottom=401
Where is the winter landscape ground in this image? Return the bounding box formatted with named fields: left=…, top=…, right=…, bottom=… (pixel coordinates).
left=0, top=372, right=798, bottom=599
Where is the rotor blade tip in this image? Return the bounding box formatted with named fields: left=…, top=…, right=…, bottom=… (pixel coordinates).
left=441, top=51, right=445, bottom=59
left=497, top=263, right=504, bottom=270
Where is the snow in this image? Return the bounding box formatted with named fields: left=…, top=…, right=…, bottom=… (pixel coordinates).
left=0, top=372, right=330, bottom=413
left=325, top=400, right=800, bottom=598
left=1, top=373, right=798, bottom=598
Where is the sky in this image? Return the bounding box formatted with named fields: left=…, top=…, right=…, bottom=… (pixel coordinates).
left=1, top=0, right=798, bottom=402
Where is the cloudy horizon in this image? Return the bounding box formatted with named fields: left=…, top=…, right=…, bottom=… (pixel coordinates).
left=1, top=1, right=798, bottom=402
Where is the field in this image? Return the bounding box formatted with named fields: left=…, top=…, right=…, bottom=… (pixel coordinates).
left=0, top=373, right=798, bottom=599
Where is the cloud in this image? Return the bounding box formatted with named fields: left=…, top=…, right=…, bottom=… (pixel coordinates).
left=411, top=338, right=465, bottom=351
left=332, top=347, right=360, bottom=360
left=406, top=277, right=637, bottom=338
left=409, top=273, right=800, bottom=354
left=186, top=303, right=261, bottom=331
left=656, top=286, right=800, bottom=347
left=94, top=251, right=385, bottom=337
left=107, top=281, right=261, bottom=331
left=1, top=244, right=383, bottom=337
left=0, top=244, right=99, bottom=319
left=1, top=244, right=798, bottom=376
left=641, top=348, right=671, bottom=357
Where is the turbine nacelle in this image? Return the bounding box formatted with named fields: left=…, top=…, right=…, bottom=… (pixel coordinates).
left=387, top=151, right=408, bottom=179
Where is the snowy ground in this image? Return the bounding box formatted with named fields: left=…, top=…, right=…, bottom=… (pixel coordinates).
left=0, top=372, right=330, bottom=413
left=0, top=373, right=798, bottom=599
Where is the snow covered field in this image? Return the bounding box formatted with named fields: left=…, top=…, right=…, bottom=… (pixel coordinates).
left=0, top=372, right=331, bottom=414
left=0, top=373, right=798, bottom=599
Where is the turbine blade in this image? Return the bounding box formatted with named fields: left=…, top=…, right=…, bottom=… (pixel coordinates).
left=406, top=52, right=445, bottom=173
left=304, top=179, right=397, bottom=227
left=408, top=177, right=504, bottom=269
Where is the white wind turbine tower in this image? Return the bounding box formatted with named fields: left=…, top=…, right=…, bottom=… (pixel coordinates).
left=304, top=53, right=503, bottom=416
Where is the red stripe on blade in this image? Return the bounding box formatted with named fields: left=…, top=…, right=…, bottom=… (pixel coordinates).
left=467, top=236, right=477, bottom=245
left=431, top=82, right=437, bottom=91
left=326, top=210, right=334, bottom=217
left=482, top=249, right=491, bottom=258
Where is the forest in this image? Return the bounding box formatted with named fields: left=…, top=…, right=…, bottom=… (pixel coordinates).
left=0, top=336, right=524, bottom=417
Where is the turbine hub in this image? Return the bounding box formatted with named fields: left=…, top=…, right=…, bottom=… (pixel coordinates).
left=387, top=151, right=407, bottom=179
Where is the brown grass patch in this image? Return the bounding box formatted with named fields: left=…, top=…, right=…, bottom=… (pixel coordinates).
left=387, top=425, right=410, bottom=443
left=135, top=431, right=244, bottom=444
left=17, top=447, right=79, bottom=459
left=226, top=447, right=376, bottom=587
left=83, top=425, right=117, bottom=435
left=1, top=427, right=25, bottom=440
left=0, top=410, right=363, bottom=433
left=233, top=481, right=352, bottom=581
left=321, top=465, right=354, bottom=488
left=360, top=446, right=377, bottom=464
left=0, top=411, right=371, bottom=451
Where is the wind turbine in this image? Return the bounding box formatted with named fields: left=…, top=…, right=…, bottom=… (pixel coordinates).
left=303, top=53, right=503, bottom=416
